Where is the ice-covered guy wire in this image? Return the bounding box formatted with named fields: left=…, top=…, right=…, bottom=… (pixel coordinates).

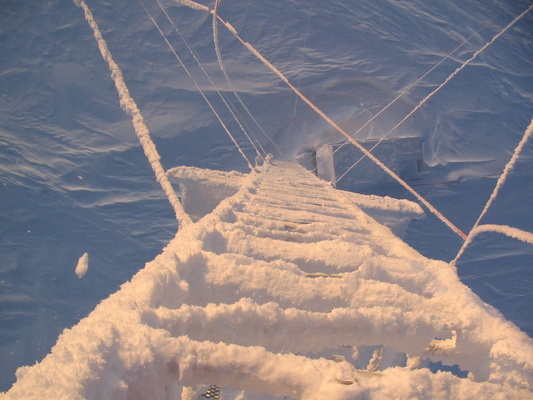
left=212, top=0, right=281, bottom=156
left=469, top=224, right=533, bottom=245
left=76, top=0, right=192, bottom=229
left=149, top=0, right=261, bottom=165
left=139, top=0, right=255, bottom=171
left=212, top=13, right=468, bottom=240
left=335, top=3, right=533, bottom=185
left=453, top=118, right=533, bottom=264
left=164, top=0, right=278, bottom=160
left=173, top=0, right=209, bottom=12
left=152, top=0, right=264, bottom=161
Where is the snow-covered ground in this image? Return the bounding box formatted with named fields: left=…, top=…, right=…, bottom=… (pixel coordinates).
left=0, top=0, right=532, bottom=394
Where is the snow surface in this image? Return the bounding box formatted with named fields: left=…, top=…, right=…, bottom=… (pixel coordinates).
left=2, top=160, right=532, bottom=399
left=0, top=0, right=532, bottom=395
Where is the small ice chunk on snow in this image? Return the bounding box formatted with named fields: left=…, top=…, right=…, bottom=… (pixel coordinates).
left=75, top=253, right=89, bottom=278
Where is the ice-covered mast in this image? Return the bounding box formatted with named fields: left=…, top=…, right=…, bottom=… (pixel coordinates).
left=75, top=0, right=192, bottom=228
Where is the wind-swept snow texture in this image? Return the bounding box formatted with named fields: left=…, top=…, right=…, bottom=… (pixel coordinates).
left=2, top=161, right=532, bottom=400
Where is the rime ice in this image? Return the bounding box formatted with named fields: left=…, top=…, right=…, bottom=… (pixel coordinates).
left=75, top=253, right=88, bottom=278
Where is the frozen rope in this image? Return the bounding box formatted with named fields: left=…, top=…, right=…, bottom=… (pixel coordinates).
left=213, top=13, right=467, bottom=240
left=76, top=0, right=192, bottom=228
left=212, top=0, right=281, bottom=156
left=335, top=5, right=533, bottom=184
left=142, top=0, right=255, bottom=170
left=153, top=0, right=259, bottom=164
left=211, top=0, right=264, bottom=157
left=453, top=118, right=533, bottom=264
left=468, top=224, right=533, bottom=245
left=163, top=0, right=269, bottom=161
left=153, top=0, right=260, bottom=165
left=172, top=0, right=209, bottom=12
